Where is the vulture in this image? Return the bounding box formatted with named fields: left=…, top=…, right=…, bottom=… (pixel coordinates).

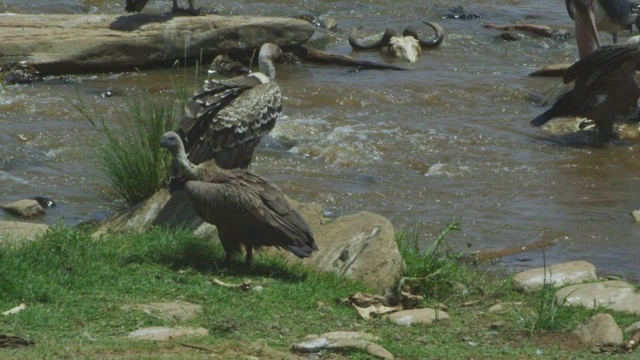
left=160, top=131, right=317, bottom=267
left=531, top=42, right=640, bottom=141
left=565, top=0, right=631, bottom=47
left=125, top=0, right=199, bottom=14
left=169, top=43, right=283, bottom=191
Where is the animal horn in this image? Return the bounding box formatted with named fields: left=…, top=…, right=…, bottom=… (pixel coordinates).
left=348, top=26, right=398, bottom=50
left=403, top=21, right=445, bottom=48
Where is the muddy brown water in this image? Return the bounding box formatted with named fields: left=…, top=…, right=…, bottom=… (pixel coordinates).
left=1, top=0, right=640, bottom=281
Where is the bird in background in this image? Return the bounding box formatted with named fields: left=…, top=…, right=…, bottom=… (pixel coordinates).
left=565, top=0, right=632, bottom=52
left=169, top=43, right=283, bottom=192
left=125, top=0, right=199, bottom=15
left=160, top=131, right=317, bottom=268
left=531, top=1, right=640, bottom=142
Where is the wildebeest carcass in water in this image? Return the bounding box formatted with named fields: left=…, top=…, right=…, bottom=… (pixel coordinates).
left=348, top=21, right=445, bottom=62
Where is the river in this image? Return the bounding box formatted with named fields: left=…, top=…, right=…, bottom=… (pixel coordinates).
left=1, top=0, right=639, bottom=281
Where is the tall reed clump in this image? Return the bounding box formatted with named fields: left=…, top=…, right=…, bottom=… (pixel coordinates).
left=74, top=95, right=177, bottom=208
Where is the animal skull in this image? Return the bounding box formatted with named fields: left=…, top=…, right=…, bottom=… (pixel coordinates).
left=388, top=36, right=421, bottom=62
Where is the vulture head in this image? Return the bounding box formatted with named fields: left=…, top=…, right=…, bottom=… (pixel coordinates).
left=348, top=21, right=445, bottom=62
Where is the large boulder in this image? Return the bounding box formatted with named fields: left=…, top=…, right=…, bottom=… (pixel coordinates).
left=94, top=190, right=403, bottom=291
left=0, top=13, right=314, bottom=75
left=0, top=221, right=50, bottom=245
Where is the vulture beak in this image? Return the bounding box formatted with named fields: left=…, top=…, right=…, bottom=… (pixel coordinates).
left=572, top=0, right=601, bottom=58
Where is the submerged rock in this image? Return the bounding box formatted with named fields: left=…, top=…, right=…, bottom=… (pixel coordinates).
left=1, top=199, right=45, bottom=218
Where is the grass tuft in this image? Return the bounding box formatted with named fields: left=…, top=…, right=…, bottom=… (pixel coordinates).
left=395, top=218, right=472, bottom=300
left=73, top=95, right=176, bottom=208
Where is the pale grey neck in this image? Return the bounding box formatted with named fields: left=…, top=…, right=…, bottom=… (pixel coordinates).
left=258, top=56, right=276, bottom=80
left=173, top=146, right=199, bottom=180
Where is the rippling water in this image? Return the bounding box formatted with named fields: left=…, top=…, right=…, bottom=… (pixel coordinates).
left=2, top=0, right=640, bottom=280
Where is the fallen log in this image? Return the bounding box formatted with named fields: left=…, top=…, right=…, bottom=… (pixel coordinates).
left=529, top=63, right=572, bottom=77
left=484, top=23, right=570, bottom=39
left=0, top=13, right=314, bottom=75
left=296, top=45, right=409, bottom=70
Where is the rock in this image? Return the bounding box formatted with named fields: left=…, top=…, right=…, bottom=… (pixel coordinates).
left=387, top=308, right=450, bottom=326
left=250, top=342, right=303, bottom=360
left=624, top=321, right=640, bottom=333
left=488, top=302, right=522, bottom=313
left=127, top=326, right=208, bottom=341
left=274, top=200, right=403, bottom=292
left=0, top=221, right=50, bottom=244
left=555, top=280, right=640, bottom=315
left=572, top=314, right=623, bottom=346
left=512, top=261, right=597, bottom=293
left=95, top=190, right=403, bottom=292
left=121, top=301, right=202, bottom=322
left=1, top=199, right=45, bottom=218
left=0, top=14, right=314, bottom=75
left=292, top=332, right=393, bottom=359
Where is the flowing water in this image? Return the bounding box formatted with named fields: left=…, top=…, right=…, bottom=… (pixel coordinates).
left=2, top=0, right=640, bottom=280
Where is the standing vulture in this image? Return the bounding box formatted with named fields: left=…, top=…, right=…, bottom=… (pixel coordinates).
left=160, top=131, right=317, bottom=267
left=125, top=0, right=199, bottom=14
left=531, top=42, right=640, bottom=141
left=169, top=43, right=283, bottom=191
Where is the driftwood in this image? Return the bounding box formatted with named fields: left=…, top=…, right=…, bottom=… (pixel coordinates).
left=484, top=23, right=570, bottom=39
left=0, top=13, right=314, bottom=75
left=529, top=63, right=572, bottom=77
left=296, top=45, right=409, bottom=70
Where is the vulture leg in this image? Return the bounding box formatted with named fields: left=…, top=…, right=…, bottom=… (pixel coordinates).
left=218, top=229, right=241, bottom=267
left=245, top=246, right=253, bottom=268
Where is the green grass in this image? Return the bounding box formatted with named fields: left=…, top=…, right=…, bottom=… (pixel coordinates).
left=1, top=226, right=639, bottom=359
left=73, top=95, right=177, bottom=209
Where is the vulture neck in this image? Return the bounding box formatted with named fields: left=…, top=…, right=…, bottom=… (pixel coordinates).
left=256, top=45, right=278, bottom=80
left=172, top=145, right=201, bottom=180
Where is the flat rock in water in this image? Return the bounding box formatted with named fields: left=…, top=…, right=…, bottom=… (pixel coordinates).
left=512, top=260, right=597, bottom=293
left=127, top=326, right=208, bottom=341
left=0, top=221, right=50, bottom=244
left=1, top=199, right=44, bottom=218
left=555, top=280, right=640, bottom=315
left=387, top=308, right=450, bottom=326
left=121, top=301, right=202, bottom=322
left=572, top=314, right=622, bottom=346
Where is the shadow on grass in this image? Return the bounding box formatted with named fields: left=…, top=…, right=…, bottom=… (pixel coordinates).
left=121, top=227, right=309, bottom=283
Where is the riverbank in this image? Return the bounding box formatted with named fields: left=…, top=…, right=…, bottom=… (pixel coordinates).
left=1, top=225, right=639, bottom=359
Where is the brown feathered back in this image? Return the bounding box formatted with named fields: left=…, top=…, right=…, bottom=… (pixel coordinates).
left=125, top=0, right=149, bottom=12
left=185, top=161, right=317, bottom=260
left=178, top=76, right=281, bottom=169
left=531, top=42, right=640, bottom=140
